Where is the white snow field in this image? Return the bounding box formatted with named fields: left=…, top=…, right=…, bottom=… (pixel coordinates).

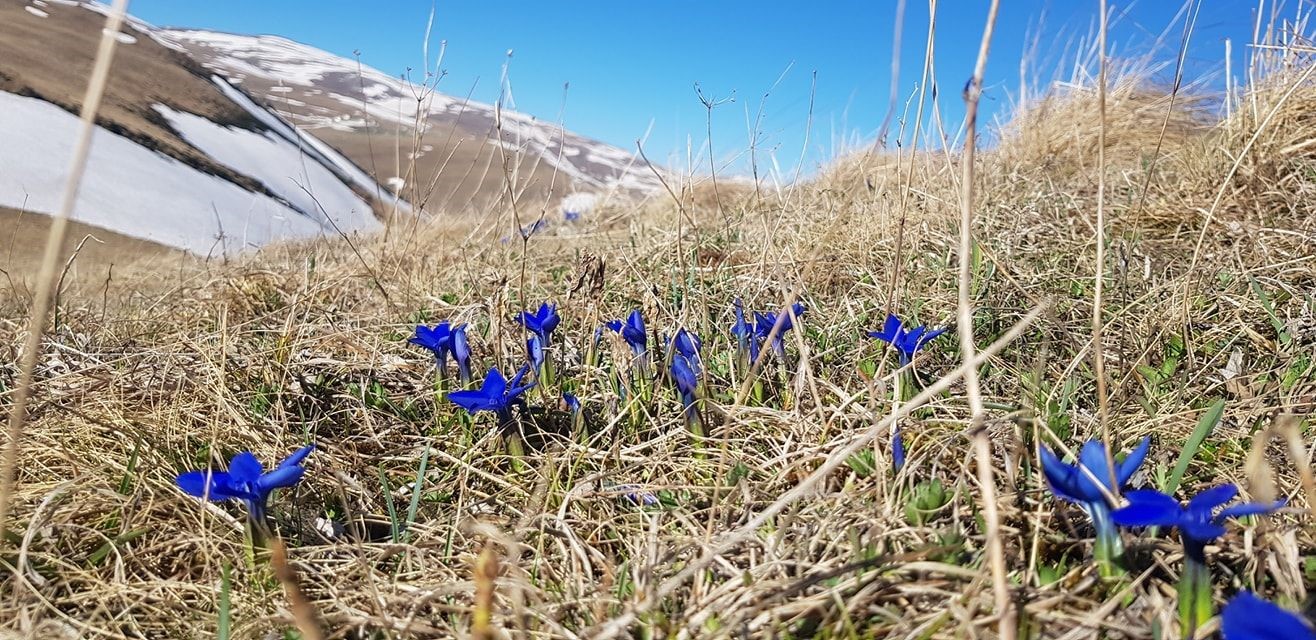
left=0, top=91, right=381, bottom=255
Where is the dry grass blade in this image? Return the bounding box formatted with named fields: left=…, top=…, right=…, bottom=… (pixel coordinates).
left=955, top=0, right=1013, bottom=637
left=270, top=538, right=325, bottom=640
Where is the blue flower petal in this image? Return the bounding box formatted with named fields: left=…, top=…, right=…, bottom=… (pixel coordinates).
left=1112, top=489, right=1183, bottom=527
left=257, top=464, right=305, bottom=492
left=892, top=426, right=906, bottom=471
left=278, top=444, right=315, bottom=470
left=562, top=393, right=581, bottom=413
left=228, top=452, right=264, bottom=485
left=483, top=367, right=508, bottom=397
left=873, top=314, right=901, bottom=343
left=1221, top=591, right=1316, bottom=640
left=1188, top=484, right=1238, bottom=512
left=1074, top=439, right=1117, bottom=503
left=900, top=326, right=927, bottom=354
left=177, top=470, right=225, bottom=500
left=1116, top=436, right=1151, bottom=486
left=1216, top=500, right=1285, bottom=522
left=1039, top=445, right=1082, bottom=504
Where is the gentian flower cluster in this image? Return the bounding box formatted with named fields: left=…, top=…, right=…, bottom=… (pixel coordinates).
left=410, top=322, right=472, bottom=384
left=177, top=445, right=315, bottom=527
left=1040, top=437, right=1150, bottom=576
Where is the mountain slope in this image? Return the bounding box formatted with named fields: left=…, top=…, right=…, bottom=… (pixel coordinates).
left=0, top=0, right=393, bottom=256
left=158, top=29, right=664, bottom=212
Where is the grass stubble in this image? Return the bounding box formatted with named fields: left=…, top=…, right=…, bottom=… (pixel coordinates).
left=1, top=1, right=1316, bottom=638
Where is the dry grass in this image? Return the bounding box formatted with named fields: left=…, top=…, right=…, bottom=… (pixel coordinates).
left=2, top=16, right=1316, bottom=640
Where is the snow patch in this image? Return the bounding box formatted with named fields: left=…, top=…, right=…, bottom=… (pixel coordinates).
left=104, top=28, right=136, bottom=44
left=0, top=91, right=369, bottom=254
left=24, top=6, right=49, bottom=17
left=154, top=103, right=375, bottom=231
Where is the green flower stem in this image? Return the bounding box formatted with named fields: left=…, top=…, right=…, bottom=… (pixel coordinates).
left=1090, top=504, right=1125, bottom=579
left=1177, top=549, right=1212, bottom=639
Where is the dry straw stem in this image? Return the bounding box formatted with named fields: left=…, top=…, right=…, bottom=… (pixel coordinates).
left=270, top=538, right=325, bottom=640
left=954, top=0, right=1013, bottom=637
left=0, top=0, right=130, bottom=536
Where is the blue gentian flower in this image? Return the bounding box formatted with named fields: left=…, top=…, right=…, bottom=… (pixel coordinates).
left=1114, top=484, right=1286, bottom=634
left=892, top=425, right=906, bottom=471
left=562, top=392, right=581, bottom=414
left=1112, top=484, right=1284, bottom=562
left=451, top=325, right=471, bottom=384
left=521, top=218, right=549, bottom=238
left=671, top=353, right=700, bottom=428
left=867, top=313, right=947, bottom=365
left=447, top=365, right=536, bottom=423
left=1041, top=437, right=1151, bottom=506
left=671, top=328, right=702, bottom=372
left=606, top=309, right=647, bottom=355
left=1221, top=591, right=1316, bottom=640
left=526, top=334, right=546, bottom=374
left=614, top=484, right=660, bottom=507
left=518, top=303, right=561, bottom=342
left=1040, top=436, right=1150, bottom=576
left=177, top=445, right=314, bottom=524
left=410, top=322, right=470, bottom=379
left=731, top=298, right=752, bottom=361
left=753, top=303, right=806, bottom=359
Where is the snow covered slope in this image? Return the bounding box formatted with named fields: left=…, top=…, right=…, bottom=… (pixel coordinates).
left=0, top=1, right=394, bottom=255
left=159, top=29, right=665, bottom=199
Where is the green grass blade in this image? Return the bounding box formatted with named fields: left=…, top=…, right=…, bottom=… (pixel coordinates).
left=218, top=562, right=232, bottom=640
left=118, top=440, right=140, bottom=494
left=1163, top=398, right=1225, bottom=496
left=402, top=443, right=431, bottom=543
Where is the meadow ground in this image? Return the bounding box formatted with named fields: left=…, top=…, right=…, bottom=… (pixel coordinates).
left=2, top=32, right=1316, bottom=640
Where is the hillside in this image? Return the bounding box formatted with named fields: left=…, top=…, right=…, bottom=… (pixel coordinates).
left=0, top=0, right=401, bottom=259
left=159, top=29, right=664, bottom=213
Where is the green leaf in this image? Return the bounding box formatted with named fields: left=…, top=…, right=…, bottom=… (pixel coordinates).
left=1163, top=399, right=1225, bottom=495
left=402, top=444, right=431, bottom=543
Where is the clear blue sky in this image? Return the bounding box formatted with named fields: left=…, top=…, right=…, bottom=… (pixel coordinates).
left=131, top=1, right=1271, bottom=177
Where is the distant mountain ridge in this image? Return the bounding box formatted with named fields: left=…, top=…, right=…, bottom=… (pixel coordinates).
left=158, top=29, right=664, bottom=209
left=0, top=0, right=659, bottom=257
